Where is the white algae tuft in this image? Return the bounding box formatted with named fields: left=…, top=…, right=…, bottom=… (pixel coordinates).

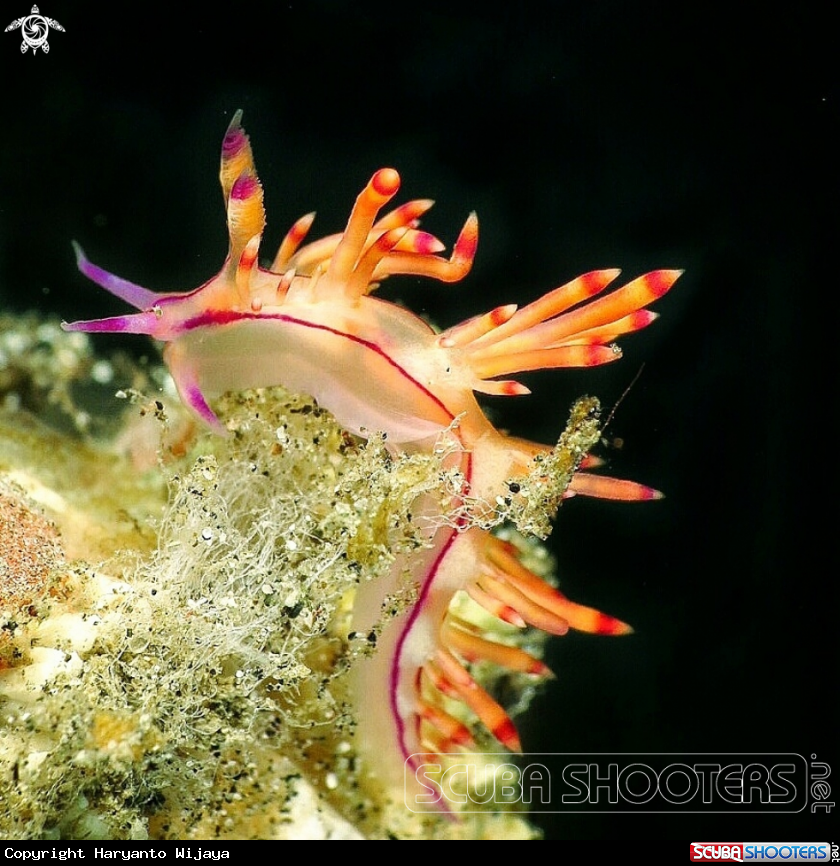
left=0, top=314, right=571, bottom=839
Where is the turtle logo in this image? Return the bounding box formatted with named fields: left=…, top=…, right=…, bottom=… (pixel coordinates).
left=5, top=5, right=64, bottom=54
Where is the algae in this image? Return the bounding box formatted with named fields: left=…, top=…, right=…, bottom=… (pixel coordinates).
left=0, top=313, right=593, bottom=839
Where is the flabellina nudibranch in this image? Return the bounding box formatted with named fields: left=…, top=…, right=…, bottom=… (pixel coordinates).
left=62, top=111, right=680, bottom=813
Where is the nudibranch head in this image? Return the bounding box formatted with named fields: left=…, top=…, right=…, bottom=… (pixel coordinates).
left=61, top=111, right=680, bottom=817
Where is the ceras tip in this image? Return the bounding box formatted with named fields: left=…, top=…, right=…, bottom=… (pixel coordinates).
left=371, top=167, right=401, bottom=199
left=646, top=268, right=683, bottom=298
left=453, top=212, right=479, bottom=264
left=411, top=231, right=446, bottom=255
left=594, top=614, right=634, bottom=637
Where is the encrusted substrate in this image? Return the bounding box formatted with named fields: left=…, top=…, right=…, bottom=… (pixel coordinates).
left=0, top=315, right=593, bottom=840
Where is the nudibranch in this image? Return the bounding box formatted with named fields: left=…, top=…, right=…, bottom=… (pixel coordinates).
left=62, top=111, right=680, bottom=811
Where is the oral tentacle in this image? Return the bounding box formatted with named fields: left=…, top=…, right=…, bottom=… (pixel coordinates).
left=62, top=310, right=161, bottom=334
left=71, top=242, right=161, bottom=310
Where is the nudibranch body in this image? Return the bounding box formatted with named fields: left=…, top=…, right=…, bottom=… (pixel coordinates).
left=63, top=111, right=679, bottom=810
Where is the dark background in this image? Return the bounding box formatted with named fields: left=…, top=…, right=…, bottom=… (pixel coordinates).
left=1, top=2, right=834, bottom=840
